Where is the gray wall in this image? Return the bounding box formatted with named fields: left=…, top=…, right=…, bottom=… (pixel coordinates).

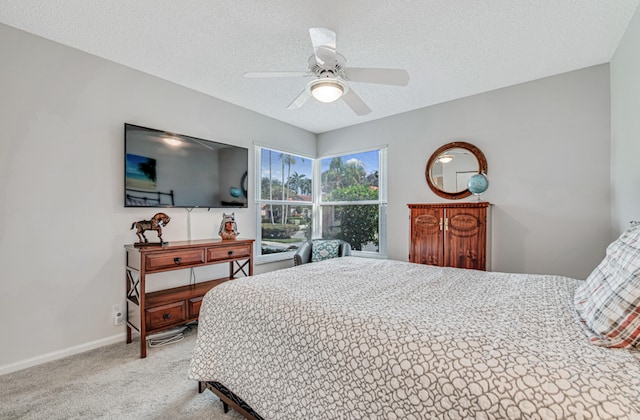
left=319, top=65, right=611, bottom=279
left=0, top=18, right=624, bottom=374
left=0, top=24, right=316, bottom=372
left=611, top=5, right=640, bottom=236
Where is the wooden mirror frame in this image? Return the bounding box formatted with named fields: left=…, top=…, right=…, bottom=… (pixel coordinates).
left=425, top=141, right=488, bottom=200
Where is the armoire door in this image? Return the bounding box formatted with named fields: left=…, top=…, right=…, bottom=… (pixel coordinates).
left=409, top=207, right=444, bottom=266
left=444, top=207, right=486, bottom=270
left=408, top=202, right=490, bottom=271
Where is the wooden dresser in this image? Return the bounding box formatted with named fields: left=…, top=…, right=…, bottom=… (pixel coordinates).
left=125, top=238, right=254, bottom=358
left=408, top=202, right=490, bottom=271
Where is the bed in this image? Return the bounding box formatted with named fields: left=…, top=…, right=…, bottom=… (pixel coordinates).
left=125, top=188, right=174, bottom=206
left=189, top=228, right=640, bottom=419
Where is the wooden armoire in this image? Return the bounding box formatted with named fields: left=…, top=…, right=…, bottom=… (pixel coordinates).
left=408, top=202, right=490, bottom=271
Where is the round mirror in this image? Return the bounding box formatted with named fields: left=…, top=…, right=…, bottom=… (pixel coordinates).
left=425, top=141, right=488, bottom=199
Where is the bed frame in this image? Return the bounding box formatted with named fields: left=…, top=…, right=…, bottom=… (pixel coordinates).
left=125, top=188, right=174, bottom=206
left=198, top=381, right=262, bottom=419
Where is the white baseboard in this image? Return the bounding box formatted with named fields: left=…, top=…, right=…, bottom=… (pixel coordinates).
left=0, top=333, right=126, bottom=376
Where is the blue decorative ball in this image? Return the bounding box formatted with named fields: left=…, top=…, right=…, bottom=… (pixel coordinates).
left=467, top=173, right=489, bottom=195
left=229, top=187, right=242, bottom=198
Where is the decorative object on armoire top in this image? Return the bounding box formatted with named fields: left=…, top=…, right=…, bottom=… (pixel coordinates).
left=218, top=212, right=239, bottom=240
left=425, top=141, right=488, bottom=200
left=229, top=187, right=243, bottom=198
left=130, top=212, right=171, bottom=246
left=467, top=172, right=489, bottom=200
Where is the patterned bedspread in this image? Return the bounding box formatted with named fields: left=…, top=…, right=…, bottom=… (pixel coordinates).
left=189, top=257, right=640, bottom=419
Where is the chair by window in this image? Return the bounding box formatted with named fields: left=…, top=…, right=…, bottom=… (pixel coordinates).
left=293, top=239, right=352, bottom=266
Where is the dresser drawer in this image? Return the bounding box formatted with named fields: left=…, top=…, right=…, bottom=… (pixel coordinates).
left=207, top=244, right=251, bottom=261
left=146, top=301, right=186, bottom=331
left=144, top=249, right=205, bottom=272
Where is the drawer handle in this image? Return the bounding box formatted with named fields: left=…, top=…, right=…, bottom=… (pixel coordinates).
left=173, top=257, right=182, bottom=265
left=163, top=313, right=172, bottom=320
left=228, top=250, right=233, bottom=256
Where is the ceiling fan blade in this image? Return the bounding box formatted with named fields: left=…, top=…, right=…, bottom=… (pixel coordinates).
left=309, top=28, right=337, bottom=68
left=341, top=87, right=372, bottom=116
left=309, top=27, right=336, bottom=51
left=287, top=89, right=311, bottom=110
left=343, top=67, right=410, bottom=86
left=244, top=71, right=310, bottom=78
left=315, top=46, right=337, bottom=69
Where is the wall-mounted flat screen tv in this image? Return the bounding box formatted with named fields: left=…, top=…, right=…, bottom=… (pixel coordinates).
left=124, top=123, right=248, bottom=208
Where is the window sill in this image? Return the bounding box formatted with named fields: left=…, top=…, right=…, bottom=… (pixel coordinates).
left=255, top=250, right=387, bottom=265
left=255, top=252, right=295, bottom=265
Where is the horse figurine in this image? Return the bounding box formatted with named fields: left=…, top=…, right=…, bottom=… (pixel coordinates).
left=218, top=212, right=239, bottom=240
left=131, top=212, right=171, bottom=244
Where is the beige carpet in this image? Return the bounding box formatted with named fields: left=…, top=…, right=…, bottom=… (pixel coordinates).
left=0, top=326, right=243, bottom=419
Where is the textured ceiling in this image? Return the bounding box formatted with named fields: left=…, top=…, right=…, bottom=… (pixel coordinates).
left=0, top=1, right=638, bottom=133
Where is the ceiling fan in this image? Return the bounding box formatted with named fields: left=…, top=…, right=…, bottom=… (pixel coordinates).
left=244, top=28, right=409, bottom=116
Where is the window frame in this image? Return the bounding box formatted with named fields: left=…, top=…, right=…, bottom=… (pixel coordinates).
left=316, top=147, right=388, bottom=258
left=254, top=145, right=315, bottom=264
left=254, top=145, right=387, bottom=264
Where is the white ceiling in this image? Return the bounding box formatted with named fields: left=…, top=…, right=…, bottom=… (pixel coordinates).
left=0, top=1, right=638, bottom=134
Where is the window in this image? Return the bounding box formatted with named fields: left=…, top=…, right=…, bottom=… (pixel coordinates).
left=255, top=146, right=387, bottom=262
left=319, top=148, right=387, bottom=256
left=255, top=146, right=314, bottom=261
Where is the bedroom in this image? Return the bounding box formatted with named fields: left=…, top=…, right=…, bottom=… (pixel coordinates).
left=1, top=1, right=640, bottom=417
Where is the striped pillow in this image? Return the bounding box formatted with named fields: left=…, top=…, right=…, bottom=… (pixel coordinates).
left=574, top=226, right=640, bottom=348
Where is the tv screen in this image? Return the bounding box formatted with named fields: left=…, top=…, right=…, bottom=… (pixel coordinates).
left=124, top=123, right=248, bottom=208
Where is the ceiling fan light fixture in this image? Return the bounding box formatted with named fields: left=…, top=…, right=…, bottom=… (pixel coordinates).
left=438, top=154, right=454, bottom=164
left=163, top=136, right=182, bottom=146
left=310, top=80, right=344, bottom=103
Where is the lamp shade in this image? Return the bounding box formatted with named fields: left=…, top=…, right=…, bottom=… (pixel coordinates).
left=311, top=81, right=344, bottom=103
